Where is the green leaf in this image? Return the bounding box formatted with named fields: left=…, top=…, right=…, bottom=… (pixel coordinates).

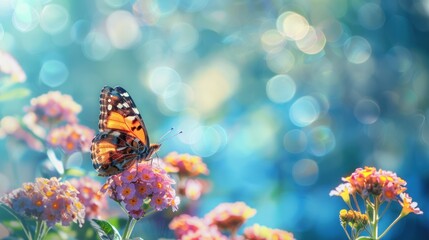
left=356, top=237, right=373, bottom=240
left=0, top=88, right=30, bottom=101
left=64, top=167, right=86, bottom=177
left=89, top=219, right=122, bottom=240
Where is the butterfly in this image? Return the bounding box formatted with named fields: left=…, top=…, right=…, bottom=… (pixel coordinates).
left=90, top=86, right=161, bottom=176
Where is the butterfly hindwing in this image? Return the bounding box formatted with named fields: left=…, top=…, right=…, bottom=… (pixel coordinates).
left=98, top=86, right=149, bottom=145
left=91, top=130, right=143, bottom=176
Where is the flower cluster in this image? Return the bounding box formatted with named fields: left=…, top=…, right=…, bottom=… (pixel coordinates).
left=169, top=214, right=226, bottom=240
left=169, top=202, right=256, bottom=239
left=101, top=162, right=179, bottom=219
left=205, top=201, right=256, bottom=233
left=330, top=166, right=423, bottom=240
left=0, top=50, right=26, bottom=83
left=25, top=91, right=82, bottom=126
left=0, top=177, right=85, bottom=227
left=164, top=152, right=209, bottom=201
left=69, top=177, right=108, bottom=219
left=243, top=224, right=295, bottom=240
left=342, top=166, right=407, bottom=201
left=47, top=124, right=94, bottom=154
left=164, top=152, right=209, bottom=177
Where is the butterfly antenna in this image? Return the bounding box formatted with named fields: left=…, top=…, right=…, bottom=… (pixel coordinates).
left=159, top=127, right=174, bottom=141
left=159, top=130, right=183, bottom=144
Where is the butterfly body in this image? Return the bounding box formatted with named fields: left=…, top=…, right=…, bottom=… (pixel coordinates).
left=91, top=86, right=160, bottom=176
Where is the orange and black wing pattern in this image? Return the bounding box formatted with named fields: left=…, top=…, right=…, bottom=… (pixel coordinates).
left=91, top=86, right=157, bottom=176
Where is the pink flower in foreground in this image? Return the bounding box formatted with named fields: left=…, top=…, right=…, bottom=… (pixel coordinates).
left=101, top=163, right=179, bottom=219
left=26, top=91, right=81, bottom=126
left=244, top=224, right=295, bottom=240
left=0, top=177, right=85, bottom=227
left=69, top=177, right=108, bottom=219
left=0, top=51, right=26, bottom=83
left=47, top=124, right=94, bottom=153
left=205, top=202, right=256, bottom=234
left=169, top=214, right=226, bottom=240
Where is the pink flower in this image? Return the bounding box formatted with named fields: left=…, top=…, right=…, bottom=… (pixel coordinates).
left=0, top=51, right=26, bottom=83
left=101, top=162, right=179, bottom=219
left=47, top=124, right=94, bottom=153
left=69, top=177, right=108, bottom=219
left=26, top=91, right=81, bottom=126
left=205, top=202, right=256, bottom=234
left=164, top=152, right=209, bottom=177
left=169, top=214, right=226, bottom=240
left=0, top=177, right=85, bottom=227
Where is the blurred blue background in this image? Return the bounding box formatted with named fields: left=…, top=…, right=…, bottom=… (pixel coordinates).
left=1, top=0, right=429, bottom=239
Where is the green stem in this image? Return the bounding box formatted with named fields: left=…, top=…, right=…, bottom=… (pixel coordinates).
left=371, top=197, right=379, bottom=239
left=353, top=194, right=361, bottom=212
left=379, top=201, right=391, bottom=221
left=122, top=216, right=137, bottom=239
left=34, top=220, right=42, bottom=240
left=378, top=214, right=403, bottom=239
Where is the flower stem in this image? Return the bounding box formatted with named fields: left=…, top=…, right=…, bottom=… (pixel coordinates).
left=341, top=224, right=352, bottom=240
left=378, top=214, right=403, bottom=239
left=371, top=197, right=379, bottom=239
left=122, top=216, right=138, bottom=239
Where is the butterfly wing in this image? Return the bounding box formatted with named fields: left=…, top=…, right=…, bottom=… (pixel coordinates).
left=91, top=130, right=143, bottom=176
left=98, top=86, right=150, bottom=145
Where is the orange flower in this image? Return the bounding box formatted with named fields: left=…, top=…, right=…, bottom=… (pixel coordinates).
left=205, top=202, right=256, bottom=233
left=164, top=152, right=209, bottom=177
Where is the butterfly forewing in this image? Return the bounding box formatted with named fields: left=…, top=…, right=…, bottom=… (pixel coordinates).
left=98, top=86, right=150, bottom=145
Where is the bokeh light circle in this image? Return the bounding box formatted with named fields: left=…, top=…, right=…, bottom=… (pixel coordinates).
left=276, top=11, right=310, bottom=40
left=105, top=0, right=129, bottom=8
left=12, top=2, right=39, bottom=32
left=354, top=98, right=380, bottom=124
left=284, top=129, right=307, bottom=153
left=295, top=27, right=326, bottom=55
left=344, top=36, right=372, bottom=64
left=292, top=159, right=319, bottom=186
left=0, top=173, right=10, bottom=195
left=190, top=125, right=226, bottom=157
left=39, top=60, right=69, bottom=87
left=71, top=20, right=91, bottom=44
left=261, top=29, right=285, bottom=53
left=358, top=3, right=385, bottom=30
left=40, top=4, right=69, bottom=34
left=289, top=96, right=320, bottom=127
left=155, top=0, right=179, bottom=15
left=266, top=74, right=296, bottom=103
left=148, top=66, right=182, bottom=95
left=106, top=10, right=140, bottom=49
left=307, top=126, right=336, bottom=156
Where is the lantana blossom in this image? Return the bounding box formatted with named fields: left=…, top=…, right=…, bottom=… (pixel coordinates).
left=244, top=224, right=295, bottom=240
left=163, top=152, right=209, bottom=177
left=47, top=124, right=94, bottom=153
left=101, top=162, right=179, bottom=219
left=169, top=214, right=226, bottom=240
left=205, top=202, right=256, bottom=234
left=0, top=177, right=85, bottom=227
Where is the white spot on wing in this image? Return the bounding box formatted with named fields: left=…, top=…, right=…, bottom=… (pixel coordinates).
left=108, top=98, right=112, bottom=102
left=107, top=104, right=112, bottom=110
left=122, top=92, right=130, bottom=97
left=117, top=103, right=123, bottom=109
left=123, top=102, right=130, bottom=108
left=132, top=108, right=140, bottom=114
left=111, top=131, right=121, bottom=137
